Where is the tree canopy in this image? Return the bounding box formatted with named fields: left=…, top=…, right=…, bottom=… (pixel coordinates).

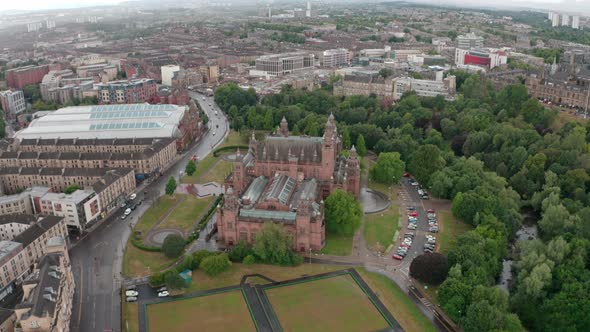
left=165, top=176, right=177, bottom=196
left=324, top=189, right=362, bottom=236
left=161, top=234, right=185, bottom=258
left=253, top=223, right=303, bottom=266
left=370, top=152, right=405, bottom=185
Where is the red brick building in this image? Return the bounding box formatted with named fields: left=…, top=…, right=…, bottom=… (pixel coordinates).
left=6, top=65, right=49, bottom=89
left=218, top=115, right=360, bottom=251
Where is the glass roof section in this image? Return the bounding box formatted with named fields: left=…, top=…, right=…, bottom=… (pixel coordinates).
left=89, top=122, right=163, bottom=130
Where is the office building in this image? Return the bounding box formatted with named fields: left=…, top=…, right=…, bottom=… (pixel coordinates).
left=254, top=52, right=315, bottom=76
left=455, top=48, right=508, bottom=70
left=6, top=65, right=49, bottom=89
left=219, top=116, right=360, bottom=251
left=320, top=49, right=350, bottom=67
left=15, top=236, right=74, bottom=332
left=457, top=32, right=484, bottom=49
left=96, top=79, right=157, bottom=104
left=76, top=63, right=118, bottom=82
left=161, top=65, right=180, bottom=86
left=0, top=90, right=26, bottom=118
left=393, top=74, right=457, bottom=101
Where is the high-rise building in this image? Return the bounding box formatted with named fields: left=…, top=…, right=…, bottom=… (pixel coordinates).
left=561, top=14, right=570, bottom=26
left=457, top=32, right=484, bottom=49
left=572, top=15, right=580, bottom=29
left=306, top=1, right=311, bottom=17
left=548, top=12, right=554, bottom=20
left=0, top=90, right=26, bottom=118
left=552, top=14, right=560, bottom=27
left=161, top=64, right=180, bottom=86
left=26, top=22, right=42, bottom=32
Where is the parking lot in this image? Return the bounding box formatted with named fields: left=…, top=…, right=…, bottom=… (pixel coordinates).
left=390, top=177, right=438, bottom=273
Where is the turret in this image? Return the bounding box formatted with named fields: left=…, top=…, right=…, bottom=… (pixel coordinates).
left=280, top=116, right=289, bottom=137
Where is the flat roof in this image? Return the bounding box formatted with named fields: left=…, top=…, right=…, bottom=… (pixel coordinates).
left=14, top=104, right=186, bottom=140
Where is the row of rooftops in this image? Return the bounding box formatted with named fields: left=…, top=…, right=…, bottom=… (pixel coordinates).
left=18, top=136, right=173, bottom=147
left=1, top=138, right=173, bottom=161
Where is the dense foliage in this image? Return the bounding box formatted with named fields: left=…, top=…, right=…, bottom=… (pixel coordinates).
left=165, top=176, right=177, bottom=196
left=199, top=253, right=231, bottom=276
left=63, top=184, right=82, bottom=194
left=370, top=152, right=405, bottom=185
left=324, top=189, right=362, bottom=236
left=410, top=253, right=449, bottom=285
left=253, top=223, right=303, bottom=266
left=215, top=71, right=590, bottom=331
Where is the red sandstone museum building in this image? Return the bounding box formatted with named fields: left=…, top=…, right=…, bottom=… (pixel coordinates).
left=217, top=114, right=360, bottom=251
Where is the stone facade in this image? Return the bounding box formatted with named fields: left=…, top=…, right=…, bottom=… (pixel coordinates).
left=525, top=73, right=590, bottom=108
left=218, top=115, right=360, bottom=251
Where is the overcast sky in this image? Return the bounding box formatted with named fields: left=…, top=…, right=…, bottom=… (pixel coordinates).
left=2, top=0, right=585, bottom=11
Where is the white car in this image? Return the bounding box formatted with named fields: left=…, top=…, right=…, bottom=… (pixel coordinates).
left=124, top=208, right=132, bottom=216
left=126, top=296, right=137, bottom=302
left=158, top=291, right=170, bottom=297
left=212, top=131, right=216, bottom=136
left=125, top=290, right=138, bottom=297
left=129, top=193, right=137, bottom=200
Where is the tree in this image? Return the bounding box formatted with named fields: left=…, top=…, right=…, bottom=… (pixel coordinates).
left=165, top=176, right=177, bottom=196
left=370, top=152, right=405, bottom=185
left=410, top=253, right=450, bottom=285
left=161, top=234, right=185, bottom=258
left=356, top=134, right=367, bottom=157
left=253, top=223, right=302, bottom=265
left=185, top=160, right=196, bottom=176
left=324, top=189, right=362, bottom=236
left=407, top=144, right=446, bottom=186
left=243, top=254, right=256, bottom=265
left=164, top=271, right=186, bottom=290
left=191, top=250, right=214, bottom=267
left=200, top=253, right=231, bottom=276
left=149, top=272, right=165, bottom=287
left=63, top=184, right=82, bottom=194
left=379, top=68, right=393, bottom=78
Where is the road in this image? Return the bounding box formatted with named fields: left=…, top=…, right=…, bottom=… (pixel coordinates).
left=69, top=93, right=229, bottom=332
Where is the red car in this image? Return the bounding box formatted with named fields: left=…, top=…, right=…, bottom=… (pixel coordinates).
left=427, top=209, right=435, bottom=213
left=400, top=242, right=411, bottom=248
left=408, top=211, right=418, bottom=217
left=403, top=172, right=411, bottom=177
left=392, top=254, right=403, bottom=260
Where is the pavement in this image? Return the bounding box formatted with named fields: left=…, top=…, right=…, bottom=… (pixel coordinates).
left=69, top=93, right=229, bottom=332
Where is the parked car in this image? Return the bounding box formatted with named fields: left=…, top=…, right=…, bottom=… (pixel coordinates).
left=158, top=291, right=170, bottom=297
left=400, top=243, right=411, bottom=248
left=130, top=204, right=137, bottom=211
left=410, top=180, right=419, bottom=186
left=126, top=296, right=138, bottom=302
left=157, top=286, right=167, bottom=292
left=427, top=209, right=435, bottom=213
left=408, top=211, right=418, bottom=217
left=393, top=254, right=403, bottom=260
left=421, top=194, right=430, bottom=200
left=405, top=232, right=415, bottom=238
left=120, top=202, right=127, bottom=208
left=418, top=189, right=424, bottom=196
left=424, top=248, right=434, bottom=253
left=429, top=227, right=439, bottom=233
left=407, top=224, right=417, bottom=230
left=124, top=208, right=132, bottom=216
left=403, top=172, right=411, bottom=177
left=125, top=290, right=138, bottom=297
left=121, top=214, right=127, bottom=220
left=129, top=193, right=137, bottom=200
left=407, top=206, right=416, bottom=211
left=125, top=285, right=137, bottom=291
left=424, top=243, right=435, bottom=249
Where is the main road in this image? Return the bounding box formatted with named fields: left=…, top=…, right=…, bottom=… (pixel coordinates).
left=69, top=93, right=229, bottom=332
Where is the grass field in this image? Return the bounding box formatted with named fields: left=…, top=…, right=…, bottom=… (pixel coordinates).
left=437, top=210, right=472, bottom=254
left=122, top=242, right=176, bottom=277
left=158, top=195, right=214, bottom=231
left=265, top=274, right=390, bottom=332
left=358, top=269, right=436, bottom=332
left=186, top=263, right=347, bottom=292
left=122, top=302, right=139, bottom=332
left=364, top=204, right=400, bottom=252
left=200, top=159, right=233, bottom=183
left=146, top=290, right=256, bottom=332
left=134, top=196, right=182, bottom=234
left=320, top=233, right=353, bottom=256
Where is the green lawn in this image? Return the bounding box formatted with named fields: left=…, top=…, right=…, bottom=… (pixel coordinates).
left=158, top=195, right=214, bottom=232
left=358, top=269, right=436, bottom=332
left=320, top=233, right=353, bottom=256
left=186, top=263, right=347, bottom=292
left=364, top=204, right=400, bottom=253
left=265, top=274, right=391, bottom=332
left=146, top=290, right=256, bottom=332
left=134, top=196, right=182, bottom=234
left=122, top=242, right=176, bottom=278
left=200, top=159, right=233, bottom=183
left=122, top=302, right=139, bottom=332
left=437, top=210, right=472, bottom=254
left=222, top=130, right=244, bottom=146
left=182, top=154, right=218, bottom=184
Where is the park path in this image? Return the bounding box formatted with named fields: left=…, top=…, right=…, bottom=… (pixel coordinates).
left=141, top=195, right=187, bottom=243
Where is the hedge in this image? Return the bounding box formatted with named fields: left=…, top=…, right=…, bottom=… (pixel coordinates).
left=130, top=231, right=161, bottom=252
left=212, top=145, right=249, bottom=157
left=197, top=194, right=224, bottom=230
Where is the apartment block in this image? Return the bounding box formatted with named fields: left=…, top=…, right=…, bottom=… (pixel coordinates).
left=6, top=65, right=49, bottom=89
left=13, top=216, right=67, bottom=266
left=254, top=52, right=315, bottom=76
left=0, top=187, right=51, bottom=217
left=0, top=90, right=26, bottom=118
left=96, top=79, right=157, bottom=104
left=333, top=75, right=394, bottom=99
left=457, top=32, right=484, bottom=49
left=320, top=49, right=350, bottom=67
left=16, top=236, right=74, bottom=332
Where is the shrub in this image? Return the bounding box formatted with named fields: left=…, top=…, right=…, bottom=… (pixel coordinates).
left=161, top=234, right=186, bottom=258
left=200, top=253, right=231, bottom=276
left=213, top=145, right=249, bottom=157
left=149, top=272, right=165, bottom=287
left=191, top=250, right=214, bottom=267
left=165, top=271, right=186, bottom=289
left=228, top=240, right=252, bottom=262
left=243, top=254, right=256, bottom=265
left=130, top=231, right=161, bottom=252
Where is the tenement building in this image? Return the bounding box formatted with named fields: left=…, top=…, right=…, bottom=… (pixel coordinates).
left=15, top=236, right=74, bottom=332
left=218, top=115, right=360, bottom=251
left=525, top=71, right=590, bottom=108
